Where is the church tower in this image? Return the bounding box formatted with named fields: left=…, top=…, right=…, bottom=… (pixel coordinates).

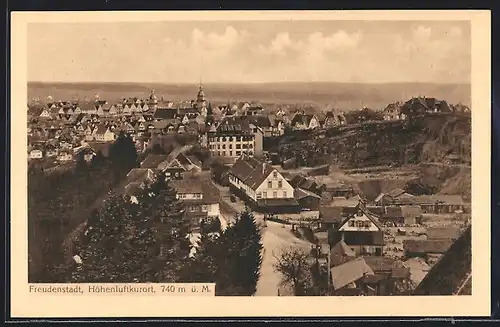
left=149, top=89, right=158, bottom=112
left=196, top=83, right=208, bottom=116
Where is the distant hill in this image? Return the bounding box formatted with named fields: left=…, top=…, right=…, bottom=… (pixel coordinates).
left=27, top=81, right=471, bottom=110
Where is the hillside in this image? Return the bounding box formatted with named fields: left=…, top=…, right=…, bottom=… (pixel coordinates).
left=27, top=81, right=471, bottom=110
left=274, top=114, right=471, bottom=198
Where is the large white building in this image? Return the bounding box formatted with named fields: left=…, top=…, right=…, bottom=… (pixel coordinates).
left=206, top=116, right=263, bottom=160
left=228, top=156, right=299, bottom=212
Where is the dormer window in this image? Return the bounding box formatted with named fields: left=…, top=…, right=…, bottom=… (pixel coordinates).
left=273, top=171, right=278, bottom=178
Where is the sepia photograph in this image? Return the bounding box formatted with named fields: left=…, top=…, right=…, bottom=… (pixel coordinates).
left=11, top=10, right=491, bottom=318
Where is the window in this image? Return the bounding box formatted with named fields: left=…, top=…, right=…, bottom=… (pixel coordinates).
left=202, top=205, right=209, bottom=212
left=236, top=151, right=241, bottom=156
left=229, top=144, right=233, bottom=149
left=348, top=220, right=355, bottom=227
left=278, top=180, right=283, bottom=188
left=242, top=144, right=248, bottom=149
left=217, top=151, right=220, bottom=156
left=236, top=144, right=241, bottom=149
left=364, top=221, right=372, bottom=228
left=263, top=192, right=267, bottom=198
left=273, top=191, right=277, bottom=198
left=257, top=192, right=262, bottom=199
left=222, top=151, right=226, bottom=156
left=222, top=137, right=226, bottom=142
left=230, top=151, right=233, bottom=156
left=194, top=193, right=202, bottom=199
left=222, top=144, right=226, bottom=149
left=218, top=144, right=220, bottom=149
left=273, top=171, right=278, bottom=178
left=356, top=221, right=364, bottom=228
left=283, top=191, right=287, bottom=198
left=268, top=181, right=272, bottom=188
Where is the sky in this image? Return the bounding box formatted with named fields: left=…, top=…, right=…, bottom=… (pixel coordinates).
left=27, top=20, right=471, bottom=84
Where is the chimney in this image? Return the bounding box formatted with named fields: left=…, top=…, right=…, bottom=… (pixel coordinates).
left=262, top=163, right=266, bottom=175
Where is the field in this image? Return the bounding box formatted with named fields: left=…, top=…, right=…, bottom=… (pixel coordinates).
left=28, top=81, right=471, bottom=111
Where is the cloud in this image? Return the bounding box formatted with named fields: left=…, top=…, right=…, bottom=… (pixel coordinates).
left=191, top=26, right=245, bottom=52
left=308, top=31, right=361, bottom=50
left=413, top=25, right=432, bottom=42
left=27, top=22, right=469, bottom=84
left=255, top=30, right=362, bottom=59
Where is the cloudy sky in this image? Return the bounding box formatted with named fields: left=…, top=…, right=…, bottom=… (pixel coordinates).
left=27, top=20, right=470, bottom=84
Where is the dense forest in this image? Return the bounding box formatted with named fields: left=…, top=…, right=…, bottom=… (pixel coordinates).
left=28, top=132, right=138, bottom=282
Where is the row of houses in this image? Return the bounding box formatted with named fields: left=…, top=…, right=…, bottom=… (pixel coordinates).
left=327, top=224, right=471, bottom=295
left=116, top=147, right=221, bottom=232
left=381, top=96, right=471, bottom=121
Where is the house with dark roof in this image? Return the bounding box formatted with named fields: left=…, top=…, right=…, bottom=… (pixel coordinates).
left=153, top=108, right=178, bottom=121
left=94, top=124, right=115, bottom=142
left=329, top=257, right=374, bottom=294
left=291, top=112, right=321, bottom=130
left=140, top=154, right=170, bottom=169
left=294, top=187, right=322, bottom=211
left=413, top=195, right=465, bottom=214
left=360, top=256, right=411, bottom=295
left=171, top=179, right=220, bottom=227
left=383, top=102, right=406, bottom=121
left=380, top=205, right=423, bottom=226
left=321, top=110, right=343, bottom=128
left=329, top=239, right=356, bottom=267
left=328, top=204, right=385, bottom=256
left=228, top=156, right=299, bottom=213
left=245, top=104, right=264, bottom=116
left=326, top=197, right=361, bottom=215
left=401, top=97, right=453, bottom=117
left=425, top=227, right=462, bottom=241
left=403, top=239, right=454, bottom=263
left=374, top=188, right=416, bottom=206
left=319, top=206, right=343, bottom=230
left=412, top=225, right=471, bottom=295
left=246, top=115, right=273, bottom=137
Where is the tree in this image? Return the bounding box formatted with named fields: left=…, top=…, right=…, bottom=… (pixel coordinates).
left=180, top=230, right=219, bottom=283
left=220, top=210, right=263, bottom=295
left=53, top=176, right=192, bottom=283
left=273, top=246, right=314, bottom=296
left=109, top=132, right=138, bottom=178
left=183, top=209, right=263, bottom=296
